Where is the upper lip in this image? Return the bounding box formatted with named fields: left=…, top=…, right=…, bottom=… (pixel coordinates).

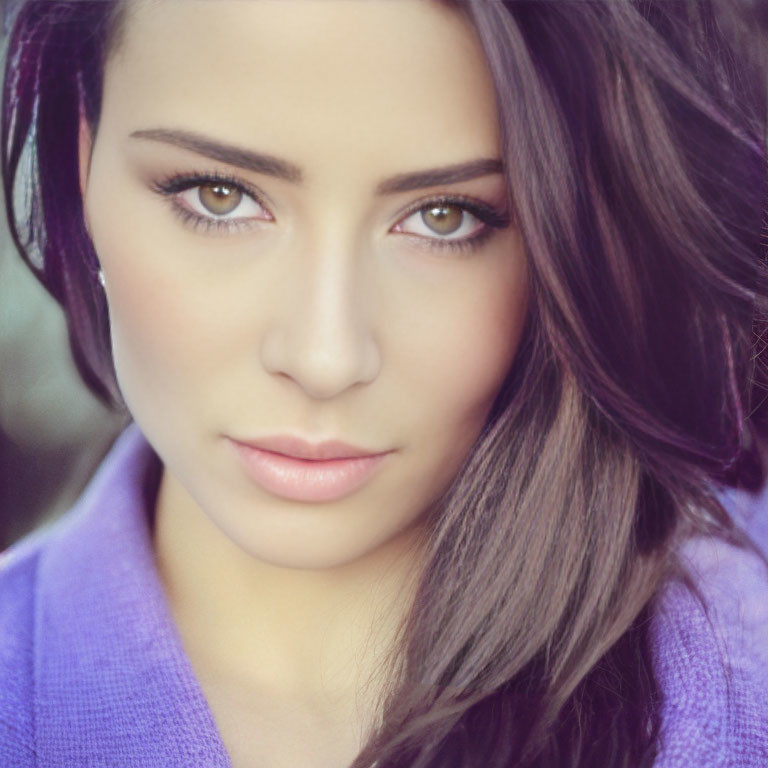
left=229, top=435, right=386, bottom=461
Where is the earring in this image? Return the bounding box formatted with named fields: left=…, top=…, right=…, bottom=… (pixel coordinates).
left=97, top=269, right=106, bottom=288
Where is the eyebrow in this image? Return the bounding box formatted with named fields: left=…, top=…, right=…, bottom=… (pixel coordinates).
left=129, top=128, right=504, bottom=194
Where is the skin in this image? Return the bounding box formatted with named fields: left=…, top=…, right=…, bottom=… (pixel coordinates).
left=79, top=1, right=529, bottom=765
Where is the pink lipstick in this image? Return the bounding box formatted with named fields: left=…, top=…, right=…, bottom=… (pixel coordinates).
left=225, top=435, right=390, bottom=502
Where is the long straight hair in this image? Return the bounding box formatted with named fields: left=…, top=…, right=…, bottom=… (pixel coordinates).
left=3, top=2, right=767, bottom=766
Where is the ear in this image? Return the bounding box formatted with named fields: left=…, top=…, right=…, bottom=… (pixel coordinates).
left=78, top=110, right=93, bottom=203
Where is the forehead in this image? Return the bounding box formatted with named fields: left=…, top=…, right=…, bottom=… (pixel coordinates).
left=104, top=0, right=502, bottom=181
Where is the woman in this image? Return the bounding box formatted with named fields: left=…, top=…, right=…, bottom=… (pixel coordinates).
left=1, top=0, right=767, bottom=766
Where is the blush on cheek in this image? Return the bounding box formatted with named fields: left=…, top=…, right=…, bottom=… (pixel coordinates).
left=103, top=254, right=191, bottom=411
left=446, top=301, right=527, bottom=434
left=439, top=298, right=524, bottom=391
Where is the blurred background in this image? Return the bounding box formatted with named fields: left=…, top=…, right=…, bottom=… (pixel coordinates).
left=0, top=1, right=128, bottom=552
left=0, top=215, right=128, bottom=551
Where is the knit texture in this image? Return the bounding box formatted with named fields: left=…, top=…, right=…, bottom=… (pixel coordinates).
left=650, top=484, right=768, bottom=767
left=1, top=423, right=767, bottom=766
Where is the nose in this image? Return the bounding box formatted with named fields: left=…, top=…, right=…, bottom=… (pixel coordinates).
left=259, top=244, right=381, bottom=400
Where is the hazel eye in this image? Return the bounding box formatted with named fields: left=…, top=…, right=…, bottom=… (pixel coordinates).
left=394, top=202, right=485, bottom=241
left=198, top=183, right=243, bottom=215
left=421, top=204, right=465, bottom=235
left=177, top=181, right=270, bottom=221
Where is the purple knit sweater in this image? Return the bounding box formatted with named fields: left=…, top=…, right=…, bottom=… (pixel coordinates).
left=1, top=424, right=767, bottom=766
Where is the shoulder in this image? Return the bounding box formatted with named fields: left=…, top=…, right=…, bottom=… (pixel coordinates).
left=0, top=529, right=51, bottom=766
left=0, top=428, right=148, bottom=768
left=651, top=491, right=768, bottom=767
left=0, top=423, right=148, bottom=764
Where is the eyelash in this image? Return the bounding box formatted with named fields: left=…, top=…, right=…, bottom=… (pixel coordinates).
left=151, top=171, right=510, bottom=253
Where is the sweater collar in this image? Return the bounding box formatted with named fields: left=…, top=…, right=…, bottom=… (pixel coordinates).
left=34, top=423, right=232, bottom=766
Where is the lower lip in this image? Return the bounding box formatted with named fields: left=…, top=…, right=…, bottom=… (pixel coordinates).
left=227, top=441, right=389, bottom=503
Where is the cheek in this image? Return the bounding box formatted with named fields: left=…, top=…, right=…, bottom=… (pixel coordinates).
left=382, top=249, right=528, bottom=523
left=108, top=277, right=198, bottom=403
left=88, top=198, right=231, bottom=419
left=403, top=248, right=529, bottom=434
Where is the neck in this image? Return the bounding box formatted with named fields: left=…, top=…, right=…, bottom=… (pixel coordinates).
left=152, top=465, right=424, bottom=714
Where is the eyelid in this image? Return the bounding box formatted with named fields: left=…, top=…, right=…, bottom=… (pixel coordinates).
left=151, top=170, right=274, bottom=231
left=152, top=170, right=270, bottom=204
left=390, top=193, right=510, bottom=248
left=394, top=193, right=509, bottom=229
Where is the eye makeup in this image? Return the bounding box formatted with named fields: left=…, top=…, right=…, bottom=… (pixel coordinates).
left=151, top=170, right=272, bottom=235
left=150, top=170, right=511, bottom=252
left=392, top=193, right=510, bottom=254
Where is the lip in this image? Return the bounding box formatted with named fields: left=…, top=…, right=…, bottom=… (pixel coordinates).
left=225, top=435, right=391, bottom=503
left=233, top=435, right=382, bottom=461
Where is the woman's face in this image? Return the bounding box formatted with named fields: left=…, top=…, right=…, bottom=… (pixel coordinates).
left=82, top=0, right=529, bottom=569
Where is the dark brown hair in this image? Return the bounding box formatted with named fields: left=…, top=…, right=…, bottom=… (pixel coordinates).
left=3, top=1, right=768, bottom=766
